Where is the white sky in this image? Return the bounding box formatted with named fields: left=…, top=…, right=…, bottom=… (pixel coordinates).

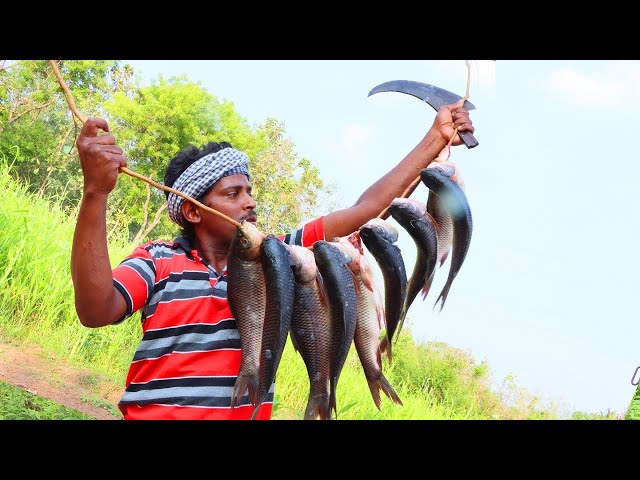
left=126, top=60, right=640, bottom=417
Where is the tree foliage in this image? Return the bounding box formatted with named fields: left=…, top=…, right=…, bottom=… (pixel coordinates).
left=0, top=60, right=334, bottom=243
left=0, top=60, right=133, bottom=208
left=250, top=118, right=327, bottom=234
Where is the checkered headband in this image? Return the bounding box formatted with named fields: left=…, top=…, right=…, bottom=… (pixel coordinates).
left=167, top=147, right=250, bottom=227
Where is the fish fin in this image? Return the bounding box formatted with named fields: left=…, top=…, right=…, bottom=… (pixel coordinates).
left=375, top=302, right=386, bottom=331
left=379, top=334, right=393, bottom=365
left=360, top=263, right=375, bottom=292
left=374, top=283, right=386, bottom=331
left=316, top=272, right=330, bottom=309
left=377, top=375, right=403, bottom=406
left=347, top=231, right=364, bottom=255
left=438, top=250, right=450, bottom=268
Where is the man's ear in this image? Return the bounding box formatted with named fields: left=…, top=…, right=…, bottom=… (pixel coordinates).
left=182, top=201, right=201, bottom=224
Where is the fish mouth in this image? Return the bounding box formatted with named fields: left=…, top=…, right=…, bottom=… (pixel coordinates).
left=427, top=161, right=456, bottom=178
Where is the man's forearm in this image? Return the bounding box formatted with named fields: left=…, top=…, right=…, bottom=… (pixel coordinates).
left=323, top=130, right=446, bottom=240
left=354, top=129, right=446, bottom=214
left=70, top=193, right=124, bottom=327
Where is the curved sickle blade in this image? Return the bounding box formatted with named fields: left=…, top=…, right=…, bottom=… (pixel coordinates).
left=368, top=80, right=478, bottom=148
left=368, top=80, right=476, bottom=111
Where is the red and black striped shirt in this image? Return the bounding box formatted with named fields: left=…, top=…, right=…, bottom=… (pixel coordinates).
left=112, top=217, right=325, bottom=420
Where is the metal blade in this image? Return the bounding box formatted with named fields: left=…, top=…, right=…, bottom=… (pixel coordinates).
left=368, top=80, right=475, bottom=111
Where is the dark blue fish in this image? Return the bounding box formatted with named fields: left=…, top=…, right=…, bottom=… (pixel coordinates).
left=358, top=218, right=407, bottom=364
left=420, top=163, right=473, bottom=312
left=312, top=240, right=358, bottom=419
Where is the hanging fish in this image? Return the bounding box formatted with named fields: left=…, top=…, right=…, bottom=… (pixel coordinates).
left=426, top=156, right=466, bottom=268
left=358, top=218, right=407, bottom=363
left=288, top=244, right=333, bottom=420
left=226, top=220, right=267, bottom=408
left=420, top=162, right=473, bottom=312
left=334, top=236, right=403, bottom=409
left=312, top=240, right=358, bottom=419
left=388, top=197, right=439, bottom=335
left=250, top=234, right=296, bottom=419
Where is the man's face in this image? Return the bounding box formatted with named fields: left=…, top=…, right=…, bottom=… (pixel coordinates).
left=197, top=173, right=257, bottom=243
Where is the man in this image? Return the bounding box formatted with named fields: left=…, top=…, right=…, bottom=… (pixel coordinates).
left=70, top=99, right=475, bottom=420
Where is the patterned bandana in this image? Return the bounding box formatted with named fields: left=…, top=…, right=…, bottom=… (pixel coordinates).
left=167, top=147, right=250, bottom=227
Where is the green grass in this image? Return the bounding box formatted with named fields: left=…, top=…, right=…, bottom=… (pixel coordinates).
left=625, top=385, right=640, bottom=420
left=0, top=381, right=94, bottom=420
left=0, top=161, right=138, bottom=391
left=272, top=338, right=466, bottom=420
left=0, top=161, right=607, bottom=420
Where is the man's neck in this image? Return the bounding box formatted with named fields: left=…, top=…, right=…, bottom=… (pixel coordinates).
left=192, top=236, right=230, bottom=275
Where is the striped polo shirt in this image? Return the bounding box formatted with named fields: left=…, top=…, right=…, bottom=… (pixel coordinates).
left=112, top=216, right=325, bottom=420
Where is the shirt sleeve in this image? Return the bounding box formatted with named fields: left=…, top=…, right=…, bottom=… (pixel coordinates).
left=278, top=216, right=325, bottom=247
left=112, top=243, right=157, bottom=323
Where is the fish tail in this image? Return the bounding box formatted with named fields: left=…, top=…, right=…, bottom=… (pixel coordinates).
left=420, top=274, right=436, bottom=301
left=394, top=311, right=407, bottom=346
left=329, top=378, right=338, bottom=419
left=303, top=402, right=319, bottom=420
left=304, top=394, right=332, bottom=420
left=380, top=335, right=393, bottom=364
left=378, top=374, right=403, bottom=406
left=366, top=380, right=383, bottom=410
left=249, top=404, right=261, bottom=420
left=433, top=294, right=445, bottom=313
left=249, top=390, right=270, bottom=420
left=231, top=373, right=260, bottom=408
left=433, top=286, right=450, bottom=313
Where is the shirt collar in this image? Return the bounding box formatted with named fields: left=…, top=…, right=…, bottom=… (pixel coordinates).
left=173, top=236, right=196, bottom=260
left=172, top=236, right=227, bottom=277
